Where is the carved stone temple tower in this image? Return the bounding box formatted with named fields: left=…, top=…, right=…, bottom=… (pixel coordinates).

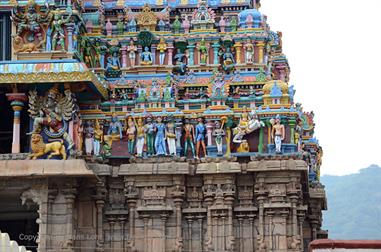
left=0, top=0, right=327, bottom=251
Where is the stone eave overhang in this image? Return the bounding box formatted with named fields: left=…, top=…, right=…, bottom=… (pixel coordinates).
left=0, top=159, right=96, bottom=178
left=0, top=60, right=108, bottom=99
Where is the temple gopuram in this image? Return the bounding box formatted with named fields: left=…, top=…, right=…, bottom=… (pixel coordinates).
left=0, top=0, right=327, bottom=251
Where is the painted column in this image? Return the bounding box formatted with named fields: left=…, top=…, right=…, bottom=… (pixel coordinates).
left=289, top=119, right=296, bottom=144
left=6, top=93, right=27, bottom=154
left=121, top=46, right=127, bottom=68
left=234, top=42, right=242, bottom=64
left=258, top=126, right=264, bottom=153
left=257, top=41, right=265, bottom=64
left=167, top=43, right=174, bottom=66
left=151, top=44, right=157, bottom=65
left=212, top=42, right=220, bottom=65
left=66, top=25, right=74, bottom=52
left=187, top=43, right=195, bottom=66
left=206, top=121, right=214, bottom=146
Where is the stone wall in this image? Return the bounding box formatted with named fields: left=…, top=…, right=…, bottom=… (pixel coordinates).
left=0, top=159, right=327, bottom=252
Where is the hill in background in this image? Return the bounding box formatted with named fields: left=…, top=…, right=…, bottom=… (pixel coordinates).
left=321, top=164, right=381, bottom=239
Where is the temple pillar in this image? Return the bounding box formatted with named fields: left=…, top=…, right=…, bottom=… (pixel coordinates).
left=289, top=119, right=296, bottom=144
left=66, top=24, right=74, bottom=52
left=121, top=46, right=127, bottom=68
left=93, top=180, right=106, bottom=251
left=234, top=42, right=242, bottom=64
left=167, top=43, right=174, bottom=66
left=206, top=121, right=214, bottom=146
left=257, top=41, right=265, bottom=64
left=62, top=184, right=78, bottom=252
left=187, top=43, right=195, bottom=65
left=212, top=42, right=220, bottom=65
left=6, top=93, right=27, bottom=154
left=151, top=44, right=157, bottom=65
left=258, top=126, right=264, bottom=153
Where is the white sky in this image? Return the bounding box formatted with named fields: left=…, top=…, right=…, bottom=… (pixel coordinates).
left=260, top=0, right=381, bottom=175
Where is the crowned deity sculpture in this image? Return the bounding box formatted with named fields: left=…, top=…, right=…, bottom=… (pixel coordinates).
left=144, top=115, right=155, bottom=156
left=127, top=39, right=138, bottom=67
left=271, top=114, right=285, bottom=153
left=51, top=12, right=72, bottom=51
left=105, top=113, right=123, bottom=147
left=106, top=18, right=113, bottom=36
left=116, top=16, right=125, bottom=35
left=128, top=18, right=137, bottom=32
left=11, top=0, right=50, bottom=51
left=166, top=115, right=177, bottom=156
left=155, top=116, right=167, bottom=156
left=135, top=117, right=145, bottom=157
left=295, top=119, right=303, bottom=152
left=195, top=116, right=207, bottom=158
left=182, top=16, right=190, bottom=33
left=94, top=119, right=103, bottom=156
left=213, top=119, right=226, bottom=156
left=173, top=15, right=181, bottom=34
left=183, top=119, right=196, bottom=158
left=233, top=108, right=264, bottom=147
left=95, top=40, right=108, bottom=69
left=126, top=116, right=136, bottom=155
left=84, top=121, right=94, bottom=156
left=219, top=16, right=226, bottom=32
left=199, top=38, right=208, bottom=65
left=157, top=37, right=167, bottom=65
left=28, top=86, right=76, bottom=152
left=173, top=48, right=187, bottom=75
left=141, top=46, right=153, bottom=65
left=158, top=18, right=166, bottom=31
left=230, top=16, right=238, bottom=32
left=221, top=47, right=235, bottom=73
left=244, top=39, right=255, bottom=64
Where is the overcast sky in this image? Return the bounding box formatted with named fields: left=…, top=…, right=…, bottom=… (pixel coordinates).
left=260, top=0, right=381, bottom=175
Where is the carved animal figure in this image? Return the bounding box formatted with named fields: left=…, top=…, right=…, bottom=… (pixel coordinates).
left=29, top=134, right=67, bottom=160
left=237, top=140, right=250, bottom=152
left=13, top=36, right=44, bottom=53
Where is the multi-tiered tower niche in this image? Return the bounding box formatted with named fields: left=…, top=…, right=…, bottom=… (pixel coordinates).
left=0, top=0, right=327, bottom=251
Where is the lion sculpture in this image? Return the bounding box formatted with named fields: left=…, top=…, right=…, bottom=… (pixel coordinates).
left=29, top=134, right=67, bottom=160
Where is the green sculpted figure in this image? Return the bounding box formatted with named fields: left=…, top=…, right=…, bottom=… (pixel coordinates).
left=51, top=12, right=72, bottom=51
left=173, top=15, right=181, bottom=34
left=116, top=17, right=125, bottom=35
left=230, top=16, right=237, bottom=32
left=199, top=38, right=208, bottom=65
left=144, top=116, right=155, bottom=156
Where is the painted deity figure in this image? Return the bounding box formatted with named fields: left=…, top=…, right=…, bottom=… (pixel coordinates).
left=12, top=2, right=48, bottom=45
left=28, top=87, right=75, bottom=151
left=141, top=46, right=153, bottom=65
left=213, top=120, right=225, bottom=156
left=230, top=16, right=238, bottom=32
left=144, top=116, right=155, bottom=156
left=166, top=116, right=177, bottom=156
left=106, top=18, right=112, bottom=36
left=135, top=118, right=145, bottom=157
left=182, top=16, right=190, bottom=33
left=155, top=116, right=167, bottom=155
left=84, top=121, right=94, bottom=155
left=219, top=16, right=226, bottom=32
left=195, top=117, right=206, bottom=158
left=271, top=114, right=285, bottom=153
left=128, top=18, right=137, bottom=32
left=222, top=47, right=235, bottom=73
left=295, top=119, right=303, bottom=152
left=157, top=38, right=167, bottom=65
left=106, top=113, right=123, bottom=146
left=244, top=39, right=255, bottom=64
left=46, top=27, right=52, bottom=51
left=183, top=119, right=196, bottom=158
left=94, top=120, right=103, bottom=156
left=127, top=39, right=137, bottom=67
left=73, top=115, right=83, bottom=154
left=106, top=51, right=121, bottom=71
left=116, top=16, right=125, bottom=35
left=199, top=38, right=208, bottom=65
left=51, top=12, right=72, bottom=51
left=173, top=48, right=187, bottom=75
left=158, top=18, right=166, bottom=31
left=233, top=108, right=264, bottom=144
left=126, top=116, right=136, bottom=155
left=95, top=41, right=108, bottom=69
left=173, top=15, right=181, bottom=33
